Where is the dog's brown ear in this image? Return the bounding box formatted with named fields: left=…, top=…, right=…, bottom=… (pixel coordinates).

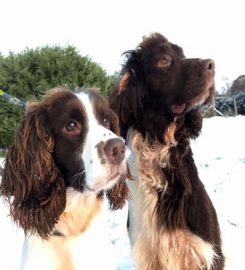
left=0, top=105, right=66, bottom=238
left=184, top=109, right=203, bottom=139
left=106, top=177, right=129, bottom=210
left=109, top=50, right=145, bottom=138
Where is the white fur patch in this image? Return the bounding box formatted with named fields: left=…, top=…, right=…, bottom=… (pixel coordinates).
left=20, top=188, right=117, bottom=270
left=76, top=92, right=126, bottom=193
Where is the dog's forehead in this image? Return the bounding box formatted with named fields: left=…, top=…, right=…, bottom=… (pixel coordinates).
left=37, top=89, right=81, bottom=116
left=154, top=42, right=185, bottom=58
left=76, top=91, right=95, bottom=119
left=170, top=43, right=185, bottom=58
left=77, top=90, right=120, bottom=135
left=77, top=89, right=109, bottom=113
left=139, top=35, right=185, bottom=59
left=76, top=90, right=106, bottom=124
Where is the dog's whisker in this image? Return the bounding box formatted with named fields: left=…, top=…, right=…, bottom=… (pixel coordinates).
left=73, top=167, right=85, bottom=178
left=69, top=168, right=86, bottom=188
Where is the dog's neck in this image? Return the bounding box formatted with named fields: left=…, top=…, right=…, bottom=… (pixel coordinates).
left=128, top=127, right=198, bottom=236
left=127, top=129, right=170, bottom=191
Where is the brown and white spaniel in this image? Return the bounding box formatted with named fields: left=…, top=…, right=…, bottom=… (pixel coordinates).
left=0, top=87, right=128, bottom=270
left=110, top=33, right=224, bottom=270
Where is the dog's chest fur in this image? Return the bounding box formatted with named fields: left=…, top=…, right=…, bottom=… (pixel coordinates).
left=127, top=131, right=216, bottom=270
left=20, top=189, right=116, bottom=270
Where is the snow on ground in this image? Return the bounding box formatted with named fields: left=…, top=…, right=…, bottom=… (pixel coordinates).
left=1, top=116, right=245, bottom=269
left=191, top=116, right=245, bottom=270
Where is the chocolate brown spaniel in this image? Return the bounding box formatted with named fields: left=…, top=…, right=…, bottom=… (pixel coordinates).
left=1, top=87, right=128, bottom=270
left=110, top=33, right=224, bottom=270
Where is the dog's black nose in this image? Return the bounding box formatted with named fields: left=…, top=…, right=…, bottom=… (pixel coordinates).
left=104, top=138, right=126, bottom=165
left=204, top=59, right=215, bottom=72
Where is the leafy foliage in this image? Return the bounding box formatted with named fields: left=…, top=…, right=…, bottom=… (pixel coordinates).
left=215, top=92, right=245, bottom=116
left=0, top=46, right=117, bottom=148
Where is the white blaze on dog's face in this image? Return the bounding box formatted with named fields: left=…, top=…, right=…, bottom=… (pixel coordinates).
left=77, top=92, right=127, bottom=192
left=51, top=88, right=127, bottom=194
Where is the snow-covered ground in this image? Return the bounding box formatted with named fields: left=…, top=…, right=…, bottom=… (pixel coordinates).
left=1, top=116, right=245, bottom=269
left=191, top=116, right=245, bottom=270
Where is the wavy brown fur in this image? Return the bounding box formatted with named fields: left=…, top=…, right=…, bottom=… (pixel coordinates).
left=110, top=33, right=224, bottom=269
left=1, top=103, right=66, bottom=238
left=1, top=87, right=129, bottom=238
left=107, top=176, right=130, bottom=210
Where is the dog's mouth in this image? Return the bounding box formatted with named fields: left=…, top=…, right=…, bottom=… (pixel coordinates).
left=104, top=161, right=128, bottom=186
left=171, top=103, right=187, bottom=114
left=85, top=161, right=127, bottom=193
left=171, top=77, right=214, bottom=115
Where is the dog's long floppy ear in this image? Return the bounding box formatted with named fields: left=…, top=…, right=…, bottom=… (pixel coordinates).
left=184, top=109, right=203, bottom=139
left=0, top=104, right=66, bottom=238
left=175, top=109, right=203, bottom=144
left=109, top=49, right=144, bottom=138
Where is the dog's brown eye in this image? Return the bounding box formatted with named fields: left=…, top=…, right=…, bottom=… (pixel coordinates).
left=103, top=118, right=110, bottom=129
left=66, top=121, right=76, bottom=132
left=158, top=55, right=172, bottom=68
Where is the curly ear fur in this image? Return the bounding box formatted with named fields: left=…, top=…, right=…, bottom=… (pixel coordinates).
left=109, top=50, right=145, bottom=138
left=175, top=109, right=203, bottom=142
left=106, top=175, right=129, bottom=210
left=0, top=106, right=66, bottom=238
left=184, top=109, right=203, bottom=138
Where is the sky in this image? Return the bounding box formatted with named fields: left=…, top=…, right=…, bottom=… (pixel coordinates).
left=1, top=0, right=245, bottom=92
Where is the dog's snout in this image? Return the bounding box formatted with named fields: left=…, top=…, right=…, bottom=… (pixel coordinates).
left=204, top=59, right=215, bottom=73
left=104, top=138, right=125, bottom=165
